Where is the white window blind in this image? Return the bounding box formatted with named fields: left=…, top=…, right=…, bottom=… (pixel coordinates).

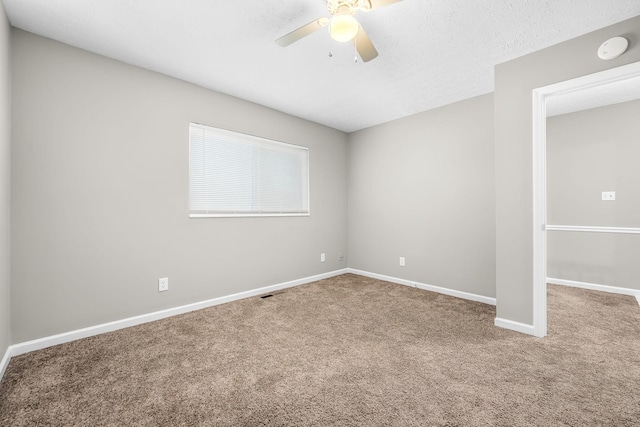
left=189, top=123, right=310, bottom=217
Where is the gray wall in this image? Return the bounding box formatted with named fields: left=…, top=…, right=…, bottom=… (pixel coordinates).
left=0, top=4, right=11, bottom=355
left=547, top=100, right=640, bottom=290
left=495, top=16, right=640, bottom=325
left=348, top=94, right=495, bottom=298
left=11, top=30, right=348, bottom=343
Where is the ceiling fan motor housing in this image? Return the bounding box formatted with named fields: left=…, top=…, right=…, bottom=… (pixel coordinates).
left=327, top=0, right=372, bottom=15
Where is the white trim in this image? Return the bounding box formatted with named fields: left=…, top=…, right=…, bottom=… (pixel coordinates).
left=414, top=281, right=496, bottom=306
left=536, top=62, right=640, bottom=100
left=532, top=86, right=548, bottom=338
left=9, top=269, right=349, bottom=357
left=348, top=269, right=416, bottom=288
left=546, top=225, right=640, bottom=234
left=532, top=61, right=640, bottom=340
left=0, top=345, right=12, bottom=381
left=494, top=317, right=536, bottom=336
left=547, top=278, right=640, bottom=304
left=190, top=213, right=310, bottom=218
left=347, top=268, right=496, bottom=305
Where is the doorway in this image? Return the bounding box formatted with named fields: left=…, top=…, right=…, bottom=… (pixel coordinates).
left=532, top=61, right=640, bottom=337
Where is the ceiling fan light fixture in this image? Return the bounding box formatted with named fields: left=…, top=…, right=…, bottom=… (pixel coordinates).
left=329, top=14, right=359, bottom=42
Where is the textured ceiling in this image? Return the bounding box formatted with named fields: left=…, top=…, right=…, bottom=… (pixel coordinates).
left=3, top=0, right=640, bottom=132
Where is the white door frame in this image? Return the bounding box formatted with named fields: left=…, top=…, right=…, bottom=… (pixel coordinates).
left=532, top=61, right=640, bottom=338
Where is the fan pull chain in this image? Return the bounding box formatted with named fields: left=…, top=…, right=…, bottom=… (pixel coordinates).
left=329, top=37, right=333, bottom=58
left=354, top=34, right=358, bottom=63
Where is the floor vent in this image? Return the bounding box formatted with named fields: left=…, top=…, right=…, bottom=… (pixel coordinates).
left=260, top=290, right=286, bottom=299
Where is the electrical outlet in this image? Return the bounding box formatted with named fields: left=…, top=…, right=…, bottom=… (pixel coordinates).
left=321, top=253, right=326, bottom=262
left=399, top=257, right=406, bottom=267
left=602, top=191, right=616, bottom=201
left=158, top=277, right=169, bottom=292
left=339, top=253, right=344, bottom=262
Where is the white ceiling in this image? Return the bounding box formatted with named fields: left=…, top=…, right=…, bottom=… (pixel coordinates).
left=3, top=0, right=640, bottom=132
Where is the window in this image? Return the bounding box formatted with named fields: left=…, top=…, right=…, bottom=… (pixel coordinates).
left=189, top=123, right=310, bottom=217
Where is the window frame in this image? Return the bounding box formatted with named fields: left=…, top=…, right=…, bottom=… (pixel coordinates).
left=188, top=123, right=310, bottom=218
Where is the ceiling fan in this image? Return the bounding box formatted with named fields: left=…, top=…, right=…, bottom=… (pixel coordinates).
left=276, top=0, right=402, bottom=62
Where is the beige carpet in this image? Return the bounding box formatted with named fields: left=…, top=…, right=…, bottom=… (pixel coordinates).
left=1, top=274, right=639, bottom=426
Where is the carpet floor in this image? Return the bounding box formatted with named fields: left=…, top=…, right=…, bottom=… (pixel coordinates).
left=1, top=274, right=639, bottom=426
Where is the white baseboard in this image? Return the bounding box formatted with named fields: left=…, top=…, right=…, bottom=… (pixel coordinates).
left=547, top=277, right=640, bottom=305
left=494, top=317, right=535, bottom=336
left=348, top=269, right=416, bottom=288
left=9, top=269, right=349, bottom=358
left=0, top=345, right=11, bottom=382
left=347, top=268, right=496, bottom=306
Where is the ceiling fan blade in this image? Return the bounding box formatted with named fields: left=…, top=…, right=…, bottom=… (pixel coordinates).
left=275, top=17, right=329, bottom=47
left=355, top=26, right=378, bottom=62
left=369, top=0, right=402, bottom=10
